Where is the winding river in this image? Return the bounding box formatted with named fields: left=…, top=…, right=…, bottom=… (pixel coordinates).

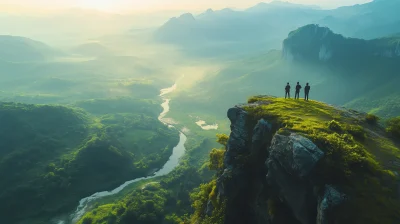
left=55, top=81, right=187, bottom=224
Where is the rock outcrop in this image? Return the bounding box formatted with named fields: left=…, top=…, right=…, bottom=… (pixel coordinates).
left=218, top=106, right=274, bottom=224
left=282, top=24, right=400, bottom=64
left=196, top=96, right=400, bottom=224
left=214, top=102, right=350, bottom=224
left=266, top=133, right=324, bottom=224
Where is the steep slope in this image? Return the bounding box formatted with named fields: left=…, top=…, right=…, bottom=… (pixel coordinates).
left=191, top=96, right=400, bottom=224
left=0, top=35, right=61, bottom=62
left=0, top=98, right=179, bottom=224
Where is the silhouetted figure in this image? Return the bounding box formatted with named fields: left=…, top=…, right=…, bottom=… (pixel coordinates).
left=305, top=83, right=310, bottom=101
left=285, top=82, right=291, bottom=99
left=295, top=82, right=302, bottom=99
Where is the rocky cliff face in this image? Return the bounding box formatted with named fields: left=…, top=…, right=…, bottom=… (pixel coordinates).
left=282, top=24, right=400, bottom=63
left=217, top=103, right=346, bottom=224
left=201, top=96, right=400, bottom=224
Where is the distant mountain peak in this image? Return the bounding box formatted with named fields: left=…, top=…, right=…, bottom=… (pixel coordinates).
left=270, top=1, right=293, bottom=5
left=178, top=13, right=195, bottom=21
left=162, top=12, right=195, bottom=27
left=205, top=8, right=214, bottom=13
left=248, top=0, right=321, bottom=11
left=220, top=8, right=234, bottom=12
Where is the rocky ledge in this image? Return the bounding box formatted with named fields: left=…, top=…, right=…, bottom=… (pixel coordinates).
left=206, top=96, right=400, bottom=224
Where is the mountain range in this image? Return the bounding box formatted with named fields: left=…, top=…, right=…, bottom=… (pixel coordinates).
left=154, top=0, right=400, bottom=57
left=171, top=24, right=400, bottom=120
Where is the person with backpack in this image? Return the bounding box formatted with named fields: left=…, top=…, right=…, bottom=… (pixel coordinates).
left=285, top=82, right=291, bottom=99
left=304, top=83, right=311, bottom=101
left=295, top=82, right=302, bottom=99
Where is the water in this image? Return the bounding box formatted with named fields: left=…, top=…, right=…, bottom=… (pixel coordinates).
left=54, top=80, right=187, bottom=224
left=195, top=120, right=219, bottom=130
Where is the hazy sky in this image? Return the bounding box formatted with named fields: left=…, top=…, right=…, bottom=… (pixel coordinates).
left=0, top=0, right=373, bottom=12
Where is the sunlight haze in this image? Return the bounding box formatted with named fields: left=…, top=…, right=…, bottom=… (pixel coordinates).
left=0, top=0, right=373, bottom=12
left=1, top=0, right=400, bottom=223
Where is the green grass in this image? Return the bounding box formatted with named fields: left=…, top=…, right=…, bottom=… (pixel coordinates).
left=245, top=96, right=400, bottom=224
left=386, top=117, right=400, bottom=139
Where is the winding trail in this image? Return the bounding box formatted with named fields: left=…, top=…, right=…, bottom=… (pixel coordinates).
left=55, top=79, right=187, bottom=224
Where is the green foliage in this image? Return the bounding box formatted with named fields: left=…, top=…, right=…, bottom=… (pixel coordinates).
left=386, top=117, right=400, bottom=139
left=189, top=134, right=228, bottom=224
left=366, top=114, right=380, bottom=124
left=78, top=163, right=205, bottom=224
left=208, top=149, right=225, bottom=171
left=346, top=124, right=367, bottom=141
left=216, top=134, right=229, bottom=147
left=0, top=99, right=179, bottom=224
left=328, top=120, right=343, bottom=132
left=245, top=96, right=400, bottom=224
left=190, top=180, right=225, bottom=224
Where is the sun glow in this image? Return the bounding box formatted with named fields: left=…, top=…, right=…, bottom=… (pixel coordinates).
left=79, top=0, right=117, bottom=11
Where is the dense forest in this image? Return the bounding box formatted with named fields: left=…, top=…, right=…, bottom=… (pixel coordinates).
left=0, top=98, right=179, bottom=224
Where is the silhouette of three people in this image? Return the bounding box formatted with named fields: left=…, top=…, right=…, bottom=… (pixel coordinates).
left=285, top=82, right=311, bottom=101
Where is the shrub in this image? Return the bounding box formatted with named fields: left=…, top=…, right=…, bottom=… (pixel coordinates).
left=216, top=134, right=229, bottom=147
left=81, top=217, right=93, bottom=224
left=347, top=125, right=367, bottom=141
left=366, top=114, right=380, bottom=125
left=209, top=149, right=225, bottom=171
left=328, top=120, right=342, bottom=132
left=386, top=117, right=400, bottom=139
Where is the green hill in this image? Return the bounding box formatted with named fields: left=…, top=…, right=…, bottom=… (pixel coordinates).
left=0, top=98, right=179, bottom=224
left=0, top=35, right=62, bottom=62
left=191, top=96, right=400, bottom=224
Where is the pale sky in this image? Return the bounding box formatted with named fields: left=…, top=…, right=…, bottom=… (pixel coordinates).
left=0, top=0, right=373, bottom=12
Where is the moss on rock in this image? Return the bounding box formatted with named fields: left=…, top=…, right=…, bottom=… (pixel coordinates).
left=245, top=96, right=400, bottom=224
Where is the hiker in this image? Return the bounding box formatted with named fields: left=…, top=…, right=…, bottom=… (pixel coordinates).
left=295, top=82, right=302, bottom=99
left=285, top=82, right=291, bottom=99
left=305, top=83, right=310, bottom=101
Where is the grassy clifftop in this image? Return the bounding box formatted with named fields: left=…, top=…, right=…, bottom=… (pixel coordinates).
left=192, top=96, right=400, bottom=224
left=248, top=96, right=400, bottom=223
left=0, top=98, right=179, bottom=224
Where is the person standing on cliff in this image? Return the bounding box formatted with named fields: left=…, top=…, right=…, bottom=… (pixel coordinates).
left=304, top=83, right=310, bottom=101
left=285, top=82, right=291, bottom=99
left=295, top=82, right=302, bottom=99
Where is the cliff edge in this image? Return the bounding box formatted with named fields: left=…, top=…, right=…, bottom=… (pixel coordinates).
left=192, top=96, right=400, bottom=224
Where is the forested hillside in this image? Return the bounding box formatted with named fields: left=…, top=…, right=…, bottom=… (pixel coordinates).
left=0, top=98, right=179, bottom=224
